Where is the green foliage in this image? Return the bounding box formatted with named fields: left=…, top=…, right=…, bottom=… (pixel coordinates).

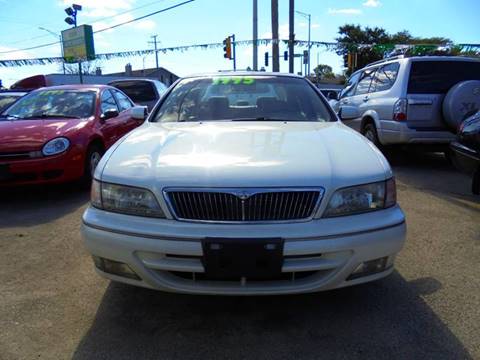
left=313, top=64, right=334, bottom=79
left=336, top=24, right=452, bottom=75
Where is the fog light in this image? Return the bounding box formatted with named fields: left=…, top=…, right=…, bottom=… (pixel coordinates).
left=92, top=256, right=140, bottom=280
left=347, top=257, right=389, bottom=280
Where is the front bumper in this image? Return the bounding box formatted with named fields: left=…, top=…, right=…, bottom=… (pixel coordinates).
left=378, top=120, right=455, bottom=145
left=82, top=205, right=406, bottom=295
left=0, top=150, right=84, bottom=186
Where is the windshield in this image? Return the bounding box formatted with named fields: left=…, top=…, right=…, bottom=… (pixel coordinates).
left=152, top=76, right=334, bottom=122
left=408, top=61, right=480, bottom=94
left=0, top=94, right=22, bottom=112
left=1, top=89, right=96, bottom=119
left=111, top=81, right=157, bottom=102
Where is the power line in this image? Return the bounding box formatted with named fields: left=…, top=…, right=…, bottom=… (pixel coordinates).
left=95, top=0, right=195, bottom=33
left=2, top=0, right=167, bottom=47
left=0, top=0, right=193, bottom=53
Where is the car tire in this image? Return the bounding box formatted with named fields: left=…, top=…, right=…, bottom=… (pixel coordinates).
left=362, top=123, right=382, bottom=149
left=81, top=144, right=104, bottom=187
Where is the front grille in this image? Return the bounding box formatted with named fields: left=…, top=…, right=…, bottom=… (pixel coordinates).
left=165, top=189, right=323, bottom=222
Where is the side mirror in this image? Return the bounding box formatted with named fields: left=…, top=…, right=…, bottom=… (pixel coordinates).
left=131, top=106, right=148, bottom=120
left=338, top=105, right=359, bottom=120
left=100, top=108, right=119, bottom=121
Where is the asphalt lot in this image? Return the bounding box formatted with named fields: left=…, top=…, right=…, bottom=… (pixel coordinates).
left=0, top=151, right=479, bottom=360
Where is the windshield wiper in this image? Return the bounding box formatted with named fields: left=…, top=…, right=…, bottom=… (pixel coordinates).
left=229, top=117, right=288, bottom=122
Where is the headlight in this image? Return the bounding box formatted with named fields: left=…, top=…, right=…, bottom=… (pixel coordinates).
left=91, top=179, right=166, bottom=218
left=42, top=137, right=70, bottom=156
left=323, top=178, right=396, bottom=217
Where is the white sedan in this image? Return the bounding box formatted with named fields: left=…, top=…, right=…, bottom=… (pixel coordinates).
left=81, top=73, right=406, bottom=295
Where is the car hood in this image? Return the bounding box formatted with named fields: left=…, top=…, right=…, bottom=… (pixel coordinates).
left=99, top=121, right=391, bottom=191
left=0, top=118, right=87, bottom=152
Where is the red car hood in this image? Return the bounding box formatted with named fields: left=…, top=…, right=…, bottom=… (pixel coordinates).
left=0, top=118, right=86, bottom=152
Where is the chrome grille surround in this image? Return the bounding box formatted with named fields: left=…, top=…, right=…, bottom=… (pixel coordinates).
left=163, top=187, right=324, bottom=223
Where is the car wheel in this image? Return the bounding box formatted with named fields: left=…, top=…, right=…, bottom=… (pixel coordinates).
left=362, top=123, right=381, bottom=148
left=81, top=144, right=104, bottom=187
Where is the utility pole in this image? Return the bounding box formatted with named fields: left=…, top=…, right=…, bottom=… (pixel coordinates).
left=150, top=35, right=159, bottom=70
left=253, top=0, right=258, bottom=71
left=232, top=34, right=237, bottom=71
left=288, top=0, right=294, bottom=73
left=271, top=0, right=279, bottom=72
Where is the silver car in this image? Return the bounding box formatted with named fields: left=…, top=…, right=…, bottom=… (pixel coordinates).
left=82, top=73, right=406, bottom=295
left=336, top=56, right=480, bottom=151
left=108, top=78, right=168, bottom=112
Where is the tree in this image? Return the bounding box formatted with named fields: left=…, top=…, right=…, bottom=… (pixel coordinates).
left=336, top=24, right=452, bottom=75
left=61, top=60, right=102, bottom=75
left=313, top=64, right=334, bottom=79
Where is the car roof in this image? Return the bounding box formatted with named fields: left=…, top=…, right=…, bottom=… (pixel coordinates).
left=0, top=91, right=27, bottom=96
left=33, top=84, right=110, bottom=91
left=108, top=78, right=162, bottom=84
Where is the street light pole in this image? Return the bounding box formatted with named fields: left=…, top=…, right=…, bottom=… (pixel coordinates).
left=39, top=27, right=65, bottom=74
left=296, top=10, right=311, bottom=75
left=288, top=0, right=294, bottom=73
left=252, top=0, right=258, bottom=71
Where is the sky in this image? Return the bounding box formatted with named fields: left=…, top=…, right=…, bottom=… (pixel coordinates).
left=0, top=0, right=478, bottom=87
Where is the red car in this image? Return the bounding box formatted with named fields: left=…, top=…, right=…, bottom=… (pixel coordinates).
left=0, top=85, right=147, bottom=186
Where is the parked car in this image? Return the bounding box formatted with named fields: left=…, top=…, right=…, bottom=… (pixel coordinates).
left=335, top=56, right=480, bottom=154
left=0, top=85, right=147, bottom=186
left=108, top=78, right=167, bottom=111
left=319, top=88, right=340, bottom=101
left=319, top=88, right=340, bottom=108
left=82, top=73, right=406, bottom=295
left=450, top=111, right=480, bottom=194
left=0, top=91, right=27, bottom=112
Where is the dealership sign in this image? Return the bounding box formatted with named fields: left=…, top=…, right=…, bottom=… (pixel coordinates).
left=61, top=25, right=95, bottom=63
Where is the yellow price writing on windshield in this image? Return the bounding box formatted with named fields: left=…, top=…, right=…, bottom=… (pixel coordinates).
left=212, top=77, right=255, bottom=85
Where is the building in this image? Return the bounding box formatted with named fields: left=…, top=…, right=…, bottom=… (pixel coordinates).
left=9, top=63, right=179, bottom=90
left=106, top=64, right=179, bottom=86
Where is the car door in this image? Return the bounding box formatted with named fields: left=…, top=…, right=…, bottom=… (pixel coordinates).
left=345, top=68, right=377, bottom=131
left=112, top=89, right=140, bottom=133
left=99, top=89, right=122, bottom=148
left=367, top=62, right=401, bottom=121
left=337, top=72, right=361, bottom=115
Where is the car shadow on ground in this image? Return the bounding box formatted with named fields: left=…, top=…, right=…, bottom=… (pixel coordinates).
left=72, top=272, right=472, bottom=360
left=385, top=149, right=479, bottom=207
left=0, top=183, right=90, bottom=228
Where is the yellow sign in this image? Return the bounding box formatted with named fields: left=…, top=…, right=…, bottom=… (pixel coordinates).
left=61, top=25, right=95, bottom=63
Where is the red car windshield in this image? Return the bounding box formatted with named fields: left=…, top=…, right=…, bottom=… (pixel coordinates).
left=1, top=89, right=96, bottom=119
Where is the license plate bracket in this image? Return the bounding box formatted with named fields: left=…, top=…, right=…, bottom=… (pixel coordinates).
left=202, top=237, right=284, bottom=280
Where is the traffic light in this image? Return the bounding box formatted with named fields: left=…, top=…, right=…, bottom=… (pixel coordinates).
left=303, top=50, right=308, bottom=65
left=283, top=51, right=288, bottom=61
left=264, top=52, right=269, bottom=67
left=223, top=37, right=232, bottom=59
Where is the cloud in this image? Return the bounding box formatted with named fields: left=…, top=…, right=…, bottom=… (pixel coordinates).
left=92, top=13, right=156, bottom=32
left=327, top=8, right=362, bottom=15
left=363, top=0, right=381, bottom=7
left=299, top=22, right=320, bottom=29
left=59, top=0, right=134, bottom=18
left=261, top=23, right=290, bottom=40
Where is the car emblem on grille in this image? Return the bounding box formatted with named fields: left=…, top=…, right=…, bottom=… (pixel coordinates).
left=236, top=190, right=252, bottom=200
